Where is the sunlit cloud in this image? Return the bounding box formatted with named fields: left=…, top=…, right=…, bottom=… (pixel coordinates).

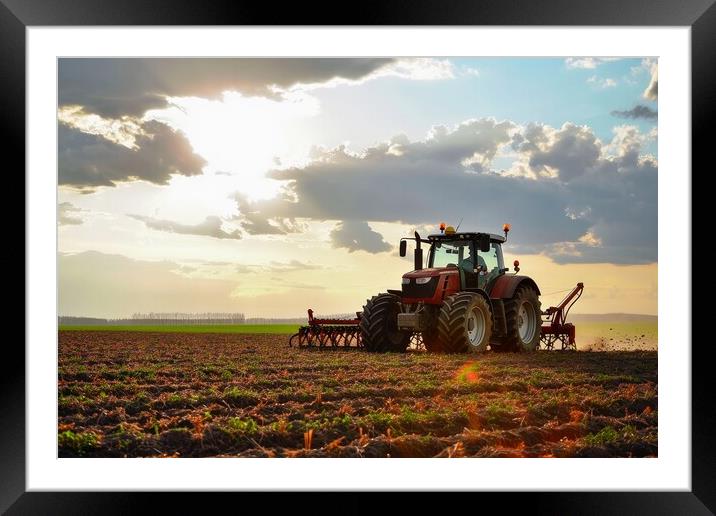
left=282, top=58, right=455, bottom=93
left=643, top=60, right=658, bottom=100
left=145, top=90, right=320, bottom=200
left=58, top=106, right=144, bottom=148
left=59, top=120, right=206, bottom=191
left=127, top=213, right=242, bottom=240
left=565, top=57, right=621, bottom=69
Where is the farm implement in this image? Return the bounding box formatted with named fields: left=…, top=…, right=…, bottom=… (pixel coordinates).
left=540, top=282, right=584, bottom=350
left=290, top=223, right=585, bottom=353
left=289, top=309, right=363, bottom=348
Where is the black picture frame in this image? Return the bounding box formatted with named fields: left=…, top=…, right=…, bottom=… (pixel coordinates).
left=6, top=0, right=707, bottom=513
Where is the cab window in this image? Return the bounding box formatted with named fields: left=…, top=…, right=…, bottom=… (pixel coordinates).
left=478, top=243, right=500, bottom=274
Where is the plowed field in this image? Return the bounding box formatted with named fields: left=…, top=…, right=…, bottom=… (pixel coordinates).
left=58, top=331, right=657, bottom=458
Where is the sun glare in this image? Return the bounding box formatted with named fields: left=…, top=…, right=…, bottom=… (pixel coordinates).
left=145, top=91, right=320, bottom=201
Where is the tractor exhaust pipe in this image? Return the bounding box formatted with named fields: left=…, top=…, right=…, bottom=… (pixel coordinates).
left=414, top=231, right=423, bottom=270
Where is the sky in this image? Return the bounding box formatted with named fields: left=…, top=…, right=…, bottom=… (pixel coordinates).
left=57, top=57, right=658, bottom=318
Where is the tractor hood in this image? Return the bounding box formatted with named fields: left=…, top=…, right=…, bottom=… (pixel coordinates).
left=403, top=267, right=457, bottom=279
left=401, top=267, right=459, bottom=303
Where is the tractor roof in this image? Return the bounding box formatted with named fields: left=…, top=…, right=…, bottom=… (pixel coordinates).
left=427, top=232, right=506, bottom=243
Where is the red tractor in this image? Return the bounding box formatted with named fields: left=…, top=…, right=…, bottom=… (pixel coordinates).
left=360, top=224, right=542, bottom=353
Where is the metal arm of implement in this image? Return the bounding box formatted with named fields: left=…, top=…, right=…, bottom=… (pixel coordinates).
left=539, top=282, right=584, bottom=350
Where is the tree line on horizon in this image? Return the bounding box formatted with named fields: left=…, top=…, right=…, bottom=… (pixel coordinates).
left=58, top=311, right=362, bottom=326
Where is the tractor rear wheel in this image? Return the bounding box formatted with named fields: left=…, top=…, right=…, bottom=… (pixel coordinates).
left=502, top=286, right=541, bottom=352
left=360, top=293, right=411, bottom=352
left=436, top=292, right=492, bottom=353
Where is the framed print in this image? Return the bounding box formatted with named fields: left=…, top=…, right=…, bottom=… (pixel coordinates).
left=6, top=0, right=710, bottom=513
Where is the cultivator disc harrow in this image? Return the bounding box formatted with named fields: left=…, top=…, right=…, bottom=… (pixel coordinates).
left=289, top=309, right=363, bottom=349
left=288, top=309, right=427, bottom=350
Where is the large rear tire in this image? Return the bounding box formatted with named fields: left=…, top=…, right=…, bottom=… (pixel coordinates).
left=501, top=286, right=541, bottom=352
left=436, top=293, right=492, bottom=353
left=360, top=293, right=411, bottom=353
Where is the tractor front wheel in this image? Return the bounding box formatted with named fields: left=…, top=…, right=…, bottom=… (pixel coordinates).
left=360, top=293, right=411, bottom=352
left=436, top=292, right=492, bottom=353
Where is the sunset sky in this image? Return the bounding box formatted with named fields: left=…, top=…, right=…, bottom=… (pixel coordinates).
left=57, top=57, right=658, bottom=318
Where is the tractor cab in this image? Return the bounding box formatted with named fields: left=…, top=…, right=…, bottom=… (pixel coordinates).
left=399, top=225, right=509, bottom=300
left=426, top=231, right=506, bottom=291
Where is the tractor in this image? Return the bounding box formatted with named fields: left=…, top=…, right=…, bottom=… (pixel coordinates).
left=359, top=223, right=541, bottom=353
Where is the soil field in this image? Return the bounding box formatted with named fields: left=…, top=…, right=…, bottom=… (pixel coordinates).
left=58, top=321, right=658, bottom=350
left=58, top=331, right=657, bottom=458
left=59, top=324, right=301, bottom=334
left=577, top=322, right=657, bottom=351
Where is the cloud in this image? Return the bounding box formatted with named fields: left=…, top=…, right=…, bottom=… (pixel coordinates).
left=128, top=214, right=242, bottom=240
left=643, top=60, right=658, bottom=100
left=58, top=106, right=143, bottom=148
left=295, top=58, right=455, bottom=91
left=59, top=120, right=206, bottom=190
left=268, top=260, right=322, bottom=272
left=520, top=123, right=602, bottom=182
left=268, top=277, right=325, bottom=290
left=231, top=117, right=655, bottom=264
left=232, top=192, right=306, bottom=235
left=611, top=105, right=658, bottom=120
left=58, top=202, right=84, bottom=225
left=329, top=221, right=392, bottom=254
left=236, top=260, right=322, bottom=273
left=59, top=58, right=453, bottom=118
left=587, top=76, right=617, bottom=88
left=565, top=57, right=621, bottom=69
left=58, top=251, right=239, bottom=317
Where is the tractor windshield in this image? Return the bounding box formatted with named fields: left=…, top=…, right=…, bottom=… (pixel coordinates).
left=430, top=240, right=470, bottom=269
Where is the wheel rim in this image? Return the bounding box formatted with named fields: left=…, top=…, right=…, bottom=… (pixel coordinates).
left=517, top=301, right=537, bottom=343
left=466, top=307, right=485, bottom=347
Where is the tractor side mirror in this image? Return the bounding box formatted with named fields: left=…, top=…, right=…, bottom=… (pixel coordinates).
left=479, top=234, right=491, bottom=252
left=399, top=240, right=407, bottom=257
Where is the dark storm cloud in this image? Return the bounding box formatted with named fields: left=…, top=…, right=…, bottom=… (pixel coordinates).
left=611, top=105, right=658, bottom=120
left=230, top=118, right=656, bottom=264
left=59, top=120, right=206, bottom=189
left=128, top=214, right=242, bottom=240
left=329, top=221, right=392, bottom=254
left=58, top=58, right=396, bottom=117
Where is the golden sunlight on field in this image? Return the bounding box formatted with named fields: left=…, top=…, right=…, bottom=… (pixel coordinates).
left=59, top=331, right=657, bottom=458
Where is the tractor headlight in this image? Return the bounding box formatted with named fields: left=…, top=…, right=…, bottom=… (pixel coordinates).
left=415, top=277, right=432, bottom=285
left=402, top=277, right=410, bottom=285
